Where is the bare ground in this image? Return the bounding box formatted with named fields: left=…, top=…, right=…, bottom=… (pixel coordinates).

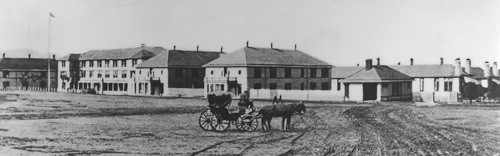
left=0, top=91, right=499, bottom=155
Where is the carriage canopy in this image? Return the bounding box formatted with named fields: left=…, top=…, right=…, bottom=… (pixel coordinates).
left=207, top=91, right=233, bottom=108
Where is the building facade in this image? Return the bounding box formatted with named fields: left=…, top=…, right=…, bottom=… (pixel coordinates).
left=56, top=45, right=165, bottom=95
left=0, top=53, right=58, bottom=90
left=203, top=44, right=333, bottom=101
left=134, top=48, right=224, bottom=97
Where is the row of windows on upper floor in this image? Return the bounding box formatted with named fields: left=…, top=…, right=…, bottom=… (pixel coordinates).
left=60, top=59, right=139, bottom=68
left=207, top=67, right=331, bottom=78
left=60, top=68, right=204, bottom=79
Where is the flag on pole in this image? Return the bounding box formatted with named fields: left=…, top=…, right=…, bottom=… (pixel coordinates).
left=50, top=13, right=55, bottom=18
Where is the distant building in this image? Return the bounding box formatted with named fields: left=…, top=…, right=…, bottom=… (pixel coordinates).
left=203, top=43, right=333, bottom=101
left=341, top=59, right=413, bottom=101
left=57, top=54, right=80, bottom=91
left=0, top=53, right=57, bottom=90
left=469, top=61, right=500, bottom=88
left=135, top=47, right=224, bottom=96
left=56, top=44, right=165, bottom=95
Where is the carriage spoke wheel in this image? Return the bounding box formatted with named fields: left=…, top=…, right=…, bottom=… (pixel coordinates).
left=236, top=116, right=258, bottom=132
left=210, top=114, right=230, bottom=132
left=198, top=110, right=213, bottom=131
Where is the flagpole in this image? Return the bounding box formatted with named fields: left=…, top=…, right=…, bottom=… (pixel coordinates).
left=48, top=13, right=51, bottom=91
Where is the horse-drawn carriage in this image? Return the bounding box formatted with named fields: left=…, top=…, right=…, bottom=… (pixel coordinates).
left=198, top=92, right=259, bottom=132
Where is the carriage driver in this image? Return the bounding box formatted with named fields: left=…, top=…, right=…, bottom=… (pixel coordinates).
left=238, top=91, right=254, bottom=114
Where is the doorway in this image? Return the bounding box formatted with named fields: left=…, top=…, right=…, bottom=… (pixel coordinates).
left=363, top=83, right=377, bottom=100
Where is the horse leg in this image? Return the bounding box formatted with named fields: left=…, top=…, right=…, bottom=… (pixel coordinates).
left=261, top=117, right=267, bottom=131
left=282, top=117, right=285, bottom=131
left=286, top=116, right=291, bottom=131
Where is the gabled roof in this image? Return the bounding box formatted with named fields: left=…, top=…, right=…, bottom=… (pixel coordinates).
left=343, top=65, right=412, bottom=83
left=203, top=47, right=332, bottom=67
left=469, top=67, right=486, bottom=79
left=136, top=50, right=224, bottom=68
left=78, top=47, right=166, bottom=60
left=0, top=58, right=57, bottom=70
left=58, top=54, right=81, bottom=61
left=389, top=64, right=467, bottom=78
left=331, top=66, right=364, bottom=79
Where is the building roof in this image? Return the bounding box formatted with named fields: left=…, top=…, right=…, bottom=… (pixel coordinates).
left=389, top=64, right=468, bottom=78
left=58, top=54, right=81, bottom=61
left=78, top=47, right=166, bottom=60
left=136, top=50, right=224, bottom=68
left=469, top=67, right=486, bottom=79
left=331, top=66, right=364, bottom=79
left=0, top=58, right=57, bottom=71
left=203, top=47, right=332, bottom=67
left=343, top=65, right=412, bottom=83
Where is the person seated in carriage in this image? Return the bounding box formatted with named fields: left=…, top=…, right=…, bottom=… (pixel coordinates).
left=238, top=91, right=255, bottom=114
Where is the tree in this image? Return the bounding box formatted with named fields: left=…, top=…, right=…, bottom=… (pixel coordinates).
left=486, top=78, right=499, bottom=102
left=462, top=82, right=483, bottom=103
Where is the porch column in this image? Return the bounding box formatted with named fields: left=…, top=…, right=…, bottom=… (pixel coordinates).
left=376, top=83, right=382, bottom=101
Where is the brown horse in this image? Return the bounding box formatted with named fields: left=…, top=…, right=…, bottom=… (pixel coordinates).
left=257, top=102, right=306, bottom=131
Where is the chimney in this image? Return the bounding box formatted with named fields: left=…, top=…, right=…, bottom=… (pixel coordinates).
left=484, top=61, right=490, bottom=77
left=398, top=62, right=401, bottom=65
left=454, top=58, right=461, bottom=76
left=220, top=46, right=223, bottom=52
left=366, top=59, right=373, bottom=70
left=246, top=41, right=249, bottom=47
left=271, top=42, right=273, bottom=49
left=493, top=62, right=499, bottom=76
left=294, top=44, right=297, bottom=50
left=196, top=45, right=199, bottom=51
left=141, top=43, right=146, bottom=48
left=376, top=58, right=380, bottom=66
left=410, top=58, right=414, bottom=66
left=440, top=57, right=444, bottom=65
left=28, top=54, right=31, bottom=59
left=173, top=45, right=176, bottom=50
left=465, top=58, right=471, bottom=74
left=52, top=54, right=55, bottom=60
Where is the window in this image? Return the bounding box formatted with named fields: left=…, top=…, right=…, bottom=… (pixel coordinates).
left=103, top=83, right=108, bottom=91
left=269, top=83, right=277, bottom=89
left=80, top=71, right=86, bottom=78
left=337, top=80, right=341, bottom=91
left=310, top=83, right=317, bottom=90
left=321, top=82, right=330, bottom=90
left=392, top=83, right=400, bottom=96
left=300, top=83, right=305, bottom=90
left=112, top=60, right=118, bottom=67
left=301, top=68, right=305, bottom=78
left=105, top=70, right=110, bottom=78
left=97, top=61, right=102, bottom=67
left=285, top=83, right=292, bottom=90
left=211, top=70, right=214, bottom=75
left=285, top=68, right=292, bottom=78
left=310, top=69, right=316, bottom=78
left=434, top=78, right=439, bottom=91
left=254, top=68, right=261, bottom=78
left=97, top=71, right=102, bottom=78
left=121, top=60, right=126, bottom=67
left=3, top=71, right=9, bottom=78
left=321, top=68, right=329, bottom=78
left=419, top=78, right=424, bottom=91
left=105, top=60, right=110, bottom=67
left=121, top=71, right=127, bottom=78
left=444, top=78, right=453, bottom=92
left=192, top=69, right=199, bottom=78
left=175, top=68, right=184, bottom=77
left=130, top=71, right=135, bottom=78
left=113, top=70, right=118, bottom=78
left=61, top=61, right=66, bottom=68
left=132, top=59, right=138, bottom=67
left=89, top=61, right=94, bottom=67
left=124, top=83, right=128, bottom=91
left=119, top=83, right=124, bottom=91
left=114, top=83, right=118, bottom=91
left=344, top=84, right=350, bottom=97
left=238, top=70, right=242, bottom=75
left=80, top=61, right=86, bottom=67
left=270, top=68, right=277, bottom=78
left=89, top=71, right=93, bottom=78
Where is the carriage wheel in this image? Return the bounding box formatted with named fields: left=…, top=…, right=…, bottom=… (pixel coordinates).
left=198, top=110, right=213, bottom=131
left=236, top=116, right=258, bottom=132
left=210, top=114, right=230, bottom=132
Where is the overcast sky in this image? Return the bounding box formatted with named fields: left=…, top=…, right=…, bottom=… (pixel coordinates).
left=0, top=0, right=499, bottom=67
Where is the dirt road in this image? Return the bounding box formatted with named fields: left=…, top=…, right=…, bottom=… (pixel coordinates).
left=0, top=92, right=499, bottom=155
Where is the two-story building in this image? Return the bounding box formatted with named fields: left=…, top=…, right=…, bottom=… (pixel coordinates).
left=57, top=54, right=80, bottom=91
left=56, top=44, right=165, bottom=95
left=134, top=47, right=224, bottom=96
left=203, top=43, right=333, bottom=101
left=0, top=53, right=57, bottom=90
